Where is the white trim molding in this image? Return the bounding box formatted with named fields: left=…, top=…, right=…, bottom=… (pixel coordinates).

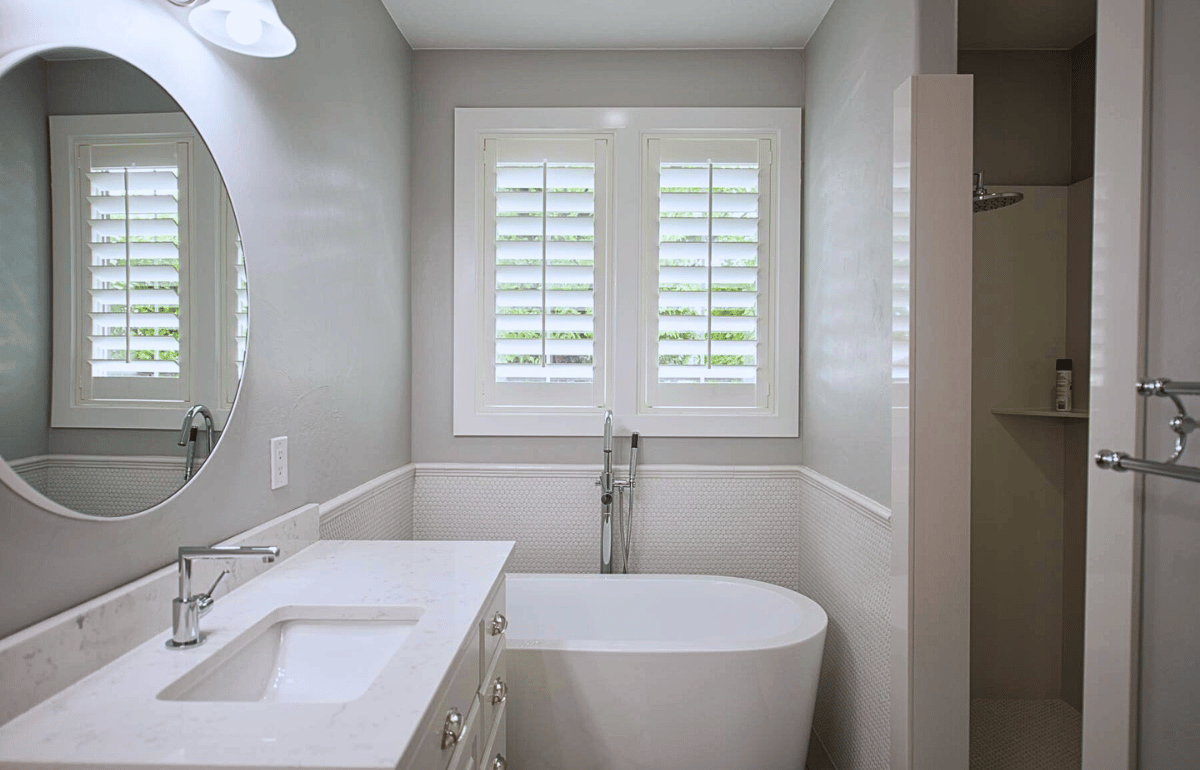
left=414, top=462, right=803, bottom=480
left=797, top=465, right=891, bottom=526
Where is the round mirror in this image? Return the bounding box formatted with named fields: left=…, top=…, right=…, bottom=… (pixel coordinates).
left=0, top=48, right=248, bottom=517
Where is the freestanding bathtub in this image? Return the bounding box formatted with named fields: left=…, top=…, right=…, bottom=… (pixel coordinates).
left=505, top=574, right=828, bottom=770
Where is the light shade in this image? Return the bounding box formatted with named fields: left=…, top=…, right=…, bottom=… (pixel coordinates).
left=188, top=0, right=297, bottom=58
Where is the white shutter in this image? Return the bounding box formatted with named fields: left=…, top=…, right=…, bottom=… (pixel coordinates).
left=77, top=138, right=190, bottom=403
left=481, top=135, right=610, bottom=409
left=221, top=192, right=248, bottom=407
left=643, top=136, right=773, bottom=411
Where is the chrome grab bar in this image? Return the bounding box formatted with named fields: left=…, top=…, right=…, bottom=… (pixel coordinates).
left=1095, top=450, right=1200, bottom=483
left=1097, top=378, right=1200, bottom=483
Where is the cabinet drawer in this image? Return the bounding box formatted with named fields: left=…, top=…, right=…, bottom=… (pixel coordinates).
left=447, top=699, right=481, bottom=770
left=479, top=579, right=507, bottom=679
left=406, top=644, right=481, bottom=770
left=480, top=702, right=507, bottom=770
left=478, top=639, right=507, bottom=737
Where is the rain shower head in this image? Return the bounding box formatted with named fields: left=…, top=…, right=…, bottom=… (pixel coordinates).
left=973, top=172, right=1023, bottom=213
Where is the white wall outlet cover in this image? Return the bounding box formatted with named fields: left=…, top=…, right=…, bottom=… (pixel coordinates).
left=270, top=436, right=288, bottom=490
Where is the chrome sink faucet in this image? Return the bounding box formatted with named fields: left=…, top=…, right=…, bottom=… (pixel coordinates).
left=178, top=404, right=215, bottom=482
left=167, top=545, right=279, bottom=649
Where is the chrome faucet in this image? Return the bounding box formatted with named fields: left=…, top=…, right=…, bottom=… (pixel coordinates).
left=166, top=544, right=279, bottom=649
left=596, top=411, right=639, bottom=574
left=599, top=411, right=615, bottom=573
left=178, top=404, right=215, bottom=482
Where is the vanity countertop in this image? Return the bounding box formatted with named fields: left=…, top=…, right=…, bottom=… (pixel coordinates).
left=0, top=540, right=514, bottom=770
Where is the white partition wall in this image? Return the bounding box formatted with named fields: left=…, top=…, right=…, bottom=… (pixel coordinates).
left=892, top=74, right=974, bottom=770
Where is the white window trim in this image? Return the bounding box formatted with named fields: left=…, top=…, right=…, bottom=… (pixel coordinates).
left=454, top=107, right=801, bottom=438
left=49, top=112, right=233, bottom=431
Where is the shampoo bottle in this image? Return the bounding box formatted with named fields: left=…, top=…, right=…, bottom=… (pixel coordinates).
left=1055, top=359, right=1073, bottom=412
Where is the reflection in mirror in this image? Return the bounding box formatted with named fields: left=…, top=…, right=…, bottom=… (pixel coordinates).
left=0, top=49, right=248, bottom=517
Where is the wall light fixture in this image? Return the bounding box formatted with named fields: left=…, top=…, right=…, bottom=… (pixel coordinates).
left=168, top=0, right=297, bottom=58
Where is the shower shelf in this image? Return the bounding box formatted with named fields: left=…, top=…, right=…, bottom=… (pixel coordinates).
left=991, top=407, right=1089, bottom=420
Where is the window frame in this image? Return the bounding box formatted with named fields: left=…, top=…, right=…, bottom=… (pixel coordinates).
left=453, top=107, right=801, bottom=437
left=49, top=112, right=236, bottom=430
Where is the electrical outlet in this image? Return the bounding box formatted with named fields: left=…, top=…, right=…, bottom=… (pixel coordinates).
left=270, top=436, right=288, bottom=490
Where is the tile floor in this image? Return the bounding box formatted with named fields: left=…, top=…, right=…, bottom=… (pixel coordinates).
left=970, top=698, right=1082, bottom=770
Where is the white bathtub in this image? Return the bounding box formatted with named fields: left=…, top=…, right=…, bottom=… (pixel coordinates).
left=505, top=574, right=828, bottom=770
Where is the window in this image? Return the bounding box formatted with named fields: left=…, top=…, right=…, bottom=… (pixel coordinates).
left=50, top=113, right=243, bottom=430
left=482, top=135, right=610, bottom=410
left=643, top=136, right=774, bottom=412
left=73, top=136, right=191, bottom=404
left=454, top=108, right=800, bottom=437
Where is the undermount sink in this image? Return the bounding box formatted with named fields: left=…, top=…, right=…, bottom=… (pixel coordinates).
left=159, top=606, right=424, bottom=704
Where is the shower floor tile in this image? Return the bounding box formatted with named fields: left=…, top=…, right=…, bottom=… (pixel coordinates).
left=971, top=698, right=1082, bottom=770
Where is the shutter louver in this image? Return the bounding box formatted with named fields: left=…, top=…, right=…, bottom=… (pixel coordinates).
left=483, top=136, right=609, bottom=409
left=645, top=137, right=773, bottom=410
left=80, top=139, right=189, bottom=402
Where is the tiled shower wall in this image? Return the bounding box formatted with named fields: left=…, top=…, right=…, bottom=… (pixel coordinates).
left=318, top=462, right=891, bottom=770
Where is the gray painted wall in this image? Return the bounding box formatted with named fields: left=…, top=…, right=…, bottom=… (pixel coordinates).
left=802, top=0, right=930, bottom=507
left=0, top=57, right=51, bottom=461
left=1140, top=0, right=1200, bottom=763
left=959, top=50, right=1074, bottom=186
left=1070, top=36, right=1096, bottom=183
left=0, top=0, right=414, bottom=638
left=410, top=49, right=805, bottom=465
left=45, top=57, right=180, bottom=115
left=959, top=41, right=1096, bottom=187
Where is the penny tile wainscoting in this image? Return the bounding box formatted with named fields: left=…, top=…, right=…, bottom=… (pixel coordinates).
left=9, top=455, right=199, bottom=518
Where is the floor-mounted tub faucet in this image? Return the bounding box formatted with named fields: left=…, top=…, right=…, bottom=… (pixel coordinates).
left=596, top=411, right=639, bottom=574
left=166, top=544, right=279, bottom=649
left=599, top=411, right=615, bottom=573
left=178, top=404, right=215, bottom=482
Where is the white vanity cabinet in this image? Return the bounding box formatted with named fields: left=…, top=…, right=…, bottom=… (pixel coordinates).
left=403, top=576, right=508, bottom=770
left=0, top=541, right=515, bottom=770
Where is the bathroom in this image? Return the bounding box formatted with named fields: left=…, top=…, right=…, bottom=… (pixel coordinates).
left=0, top=1, right=1197, bottom=769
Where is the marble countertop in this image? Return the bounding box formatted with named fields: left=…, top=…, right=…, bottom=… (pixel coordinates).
left=0, top=540, right=514, bottom=770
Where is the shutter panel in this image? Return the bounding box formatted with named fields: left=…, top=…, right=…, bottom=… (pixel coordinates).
left=79, top=139, right=190, bottom=403
left=482, top=135, right=609, bottom=409
left=221, top=193, right=249, bottom=407
left=644, top=136, right=773, bottom=410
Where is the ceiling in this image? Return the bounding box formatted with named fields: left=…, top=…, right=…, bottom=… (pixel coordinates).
left=959, top=0, right=1096, bottom=50
left=379, top=0, right=836, bottom=50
